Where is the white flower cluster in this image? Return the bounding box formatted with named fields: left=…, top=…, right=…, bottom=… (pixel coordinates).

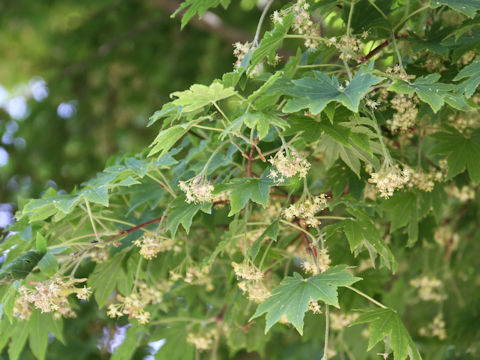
left=107, top=282, right=162, bottom=324
left=325, top=32, right=368, bottom=61
left=89, top=247, right=109, bottom=263
left=14, top=277, right=90, bottom=320
left=410, top=276, right=446, bottom=302
left=448, top=113, right=478, bottom=131
left=419, top=313, right=447, bottom=340
left=231, top=262, right=264, bottom=281
left=268, top=150, right=311, bottom=181
left=187, top=329, right=218, bottom=351
left=406, top=167, right=436, bottom=192
left=387, top=93, right=419, bottom=133
left=233, top=41, right=253, bottom=69
left=368, top=165, right=410, bottom=198
left=329, top=312, right=359, bottom=331
left=386, top=65, right=415, bottom=82
left=232, top=262, right=270, bottom=303
left=446, top=185, right=476, bottom=202
left=238, top=280, right=271, bottom=303
left=434, top=226, right=459, bottom=249
left=290, top=0, right=321, bottom=49
left=301, top=248, right=331, bottom=274
left=308, top=299, right=322, bottom=314
left=170, top=266, right=214, bottom=291
left=179, top=176, right=214, bottom=203
left=282, top=194, right=328, bottom=227
left=134, top=233, right=174, bottom=260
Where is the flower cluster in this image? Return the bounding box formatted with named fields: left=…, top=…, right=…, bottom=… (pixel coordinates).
left=133, top=232, right=174, bottom=260
left=434, top=226, right=459, bottom=249
left=301, top=248, right=331, bottom=274
left=368, top=165, right=410, bottom=198
left=446, top=185, right=476, bottom=202
left=179, top=176, right=214, bottom=203
left=231, top=262, right=264, bottom=281
left=282, top=194, right=328, bottom=227
left=233, top=41, right=253, bottom=69
left=387, top=93, right=419, bottom=133
left=187, top=329, right=218, bottom=351
left=329, top=312, right=359, bottom=331
left=107, top=282, right=162, bottom=324
left=170, top=266, right=214, bottom=291
left=238, top=280, right=271, bottom=303
left=268, top=150, right=311, bottom=181
left=14, top=277, right=90, bottom=320
left=419, top=313, right=447, bottom=340
left=448, top=113, right=478, bottom=132
left=291, top=0, right=320, bottom=50
left=308, top=299, right=322, bottom=314
left=405, top=167, right=436, bottom=192
left=386, top=65, right=415, bottom=82
left=326, top=32, right=368, bottom=61
left=89, top=247, right=109, bottom=263
left=410, top=276, right=446, bottom=302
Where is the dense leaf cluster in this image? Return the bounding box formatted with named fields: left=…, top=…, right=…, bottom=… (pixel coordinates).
left=2, top=0, right=480, bottom=359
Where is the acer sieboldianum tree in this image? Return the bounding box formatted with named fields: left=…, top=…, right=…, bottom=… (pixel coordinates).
left=1, top=0, right=480, bottom=359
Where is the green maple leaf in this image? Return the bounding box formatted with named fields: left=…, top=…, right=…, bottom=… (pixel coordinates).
left=167, top=197, right=212, bottom=235
left=171, top=82, right=236, bottom=113
left=249, top=13, right=294, bottom=71
left=341, top=207, right=397, bottom=272
left=454, top=57, right=480, bottom=97
left=430, top=126, right=480, bottom=183
left=389, top=74, right=466, bottom=113
left=217, top=178, right=273, bottom=216
left=173, top=0, right=231, bottom=29
left=350, top=308, right=422, bottom=360
left=250, top=265, right=361, bottom=334
left=281, top=63, right=383, bottom=114
left=149, top=124, right=189, bottom=157
left=430, top=0, right=480, bottom=18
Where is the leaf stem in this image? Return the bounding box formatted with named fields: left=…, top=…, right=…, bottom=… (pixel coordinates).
left=322, top=304, right=330, bottom=360
left=346, top=285, right=387, bottom=309
left=84, top=198, right=100, bottom=242
left=253, top=0, right=274, bottom=46
left=212, top=102, right=231, bottom=124
left=394, top=4, right=429, bottom=31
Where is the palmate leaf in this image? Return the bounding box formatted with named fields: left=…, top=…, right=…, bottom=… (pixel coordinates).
left=167, top=196, right=212, bottom=236
left=350, top=308, right=421, bottom=360
left=454, top=57, right=480, bottom=97
left=173, top=0, right=231, bottom=29
left=430, top=0, right=480, bottom=18
left=280, top=63, right=383, bottom=114
left=340, top=207, right=397, bottom=272
left=388, top=74, right=467, bottom=113
left=430, top=126, right=480, bottom=184
left=250, top=265, right=361, bottom=334
left=217, top=178, right=274, bottom=216
left=249, top=13, right=294, bottom=71
left=148, top=124, right=189, bottom=157
left=88, top=252, right=126, bottom=308
left=0, top=250, right=45, bottom=281
left=170, top=82, right=236, bottom=113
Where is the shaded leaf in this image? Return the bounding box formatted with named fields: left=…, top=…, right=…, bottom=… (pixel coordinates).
left=350, top=308, right=421, bottom=360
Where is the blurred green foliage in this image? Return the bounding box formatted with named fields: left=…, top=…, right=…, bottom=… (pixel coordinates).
left=0, top=0, right=261, bottom=202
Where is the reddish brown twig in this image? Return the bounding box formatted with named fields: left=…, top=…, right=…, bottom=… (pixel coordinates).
left=104, top=216, right=166, bottom=243
left=214, top=305, right=228, bottom=322
left=356, top=33, right=408, bottom=66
